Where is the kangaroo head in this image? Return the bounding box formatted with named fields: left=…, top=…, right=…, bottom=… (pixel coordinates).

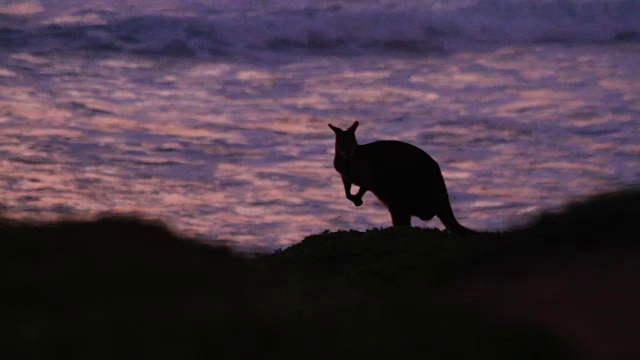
left=329, top=121, right=359, bottom=158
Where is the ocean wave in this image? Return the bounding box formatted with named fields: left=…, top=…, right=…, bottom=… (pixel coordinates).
left=2, top=0, right=639, bottom=57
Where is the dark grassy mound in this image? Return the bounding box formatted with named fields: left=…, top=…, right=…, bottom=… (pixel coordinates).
left=258, top=227, right=482, bottom=289
left=2, top=187, right=638, bottom=359
left=262, top=186, right=639, bottom=283
left=1, top=217, right=251, bottom=359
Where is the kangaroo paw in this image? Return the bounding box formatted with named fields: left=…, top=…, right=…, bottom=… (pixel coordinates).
left=347, top=194, right=363, bottom=206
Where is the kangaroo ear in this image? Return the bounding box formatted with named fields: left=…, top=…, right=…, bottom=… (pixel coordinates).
left=328, top=124, right=341, bottom=134
left=348, top=121, right=359, bottom=132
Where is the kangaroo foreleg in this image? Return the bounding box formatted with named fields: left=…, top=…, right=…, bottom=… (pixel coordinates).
left=342, top=176, right=366, bottom=206
left=350, top=186, right=368, bottom=206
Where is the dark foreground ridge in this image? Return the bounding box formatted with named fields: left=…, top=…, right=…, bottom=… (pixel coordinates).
left=2, top=187, right=638, bottom=359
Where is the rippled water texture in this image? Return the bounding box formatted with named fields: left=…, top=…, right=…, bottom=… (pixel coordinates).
left=2, top=41, right=638, bottom=250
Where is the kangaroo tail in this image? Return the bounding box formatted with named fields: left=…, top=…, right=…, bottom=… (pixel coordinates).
left=438, top=202, right=479, bottom=236
left=437, top=185, right=479, bottom=236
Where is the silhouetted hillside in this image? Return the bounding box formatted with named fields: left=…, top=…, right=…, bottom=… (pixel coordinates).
left=2, top=187, right=638, bottom=359
left=1, top=217, right=252, bottom=359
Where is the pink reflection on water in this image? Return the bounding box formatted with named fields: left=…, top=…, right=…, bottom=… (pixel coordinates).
left=1, top=44, right=639, bottom=250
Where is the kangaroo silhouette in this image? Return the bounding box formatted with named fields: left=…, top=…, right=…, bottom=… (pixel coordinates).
left=329, top=121, right=477, bottom=235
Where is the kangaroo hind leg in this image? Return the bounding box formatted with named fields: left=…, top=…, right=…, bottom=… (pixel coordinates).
left=389, top=206, right=411, bottom=226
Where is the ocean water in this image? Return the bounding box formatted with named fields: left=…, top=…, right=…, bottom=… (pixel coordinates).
left=1, top=0, right=639, bottom=251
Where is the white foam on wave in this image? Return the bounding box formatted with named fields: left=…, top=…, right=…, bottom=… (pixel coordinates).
left=4, top=0, right=640, bottom=57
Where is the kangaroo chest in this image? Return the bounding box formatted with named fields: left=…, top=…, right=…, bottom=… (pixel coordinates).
left=333, top=155, right=374, bottom=187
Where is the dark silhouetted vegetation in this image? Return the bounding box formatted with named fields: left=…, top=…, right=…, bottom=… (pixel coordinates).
left=2, top=187, right=638, bottom=359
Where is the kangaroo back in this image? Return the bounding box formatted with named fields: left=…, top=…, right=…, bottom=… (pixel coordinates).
left=329, top=121, right=477, bottom=235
